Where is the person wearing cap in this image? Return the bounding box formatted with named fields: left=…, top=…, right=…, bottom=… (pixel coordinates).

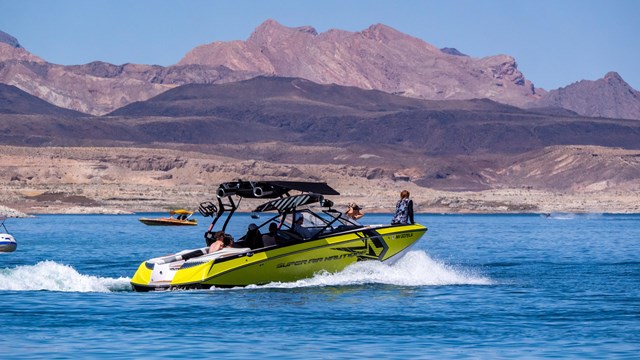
left=292, top=212, right=316, bottom=239
left=345, top=202, right=365, bottom=220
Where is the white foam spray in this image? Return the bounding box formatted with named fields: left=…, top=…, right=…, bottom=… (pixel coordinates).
left=0, top=261, right=132, bottom=292
left=248, top=250, right=492, bottom=289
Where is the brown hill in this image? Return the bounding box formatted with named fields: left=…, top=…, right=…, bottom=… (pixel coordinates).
left=179, top=20, right=539, bottom=107
left=0, top=52, right=258, bottom=115
left=109, top=76, right=640, bottom=157
left=0, top=83, right=82, bottom=116
left=533, top=72, right=640, bottom=120
left=2, top=76, right=639, bottom=158
left=2, top=22, right=639, bottom=121
left=0, top=21, right=541, bottom=115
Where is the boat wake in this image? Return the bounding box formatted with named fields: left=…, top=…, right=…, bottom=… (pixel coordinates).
left=248, top=250, right=492, bottom=289
left=1, top=252, right=491, bottom=293
left=0, top=261, right=132, bottom=292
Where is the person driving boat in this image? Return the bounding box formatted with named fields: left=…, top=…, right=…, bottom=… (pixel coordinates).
left=292, top=212, right=317, bottom=239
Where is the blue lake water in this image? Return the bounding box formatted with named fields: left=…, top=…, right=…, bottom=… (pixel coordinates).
left=1, top=213, right=639, bottom=359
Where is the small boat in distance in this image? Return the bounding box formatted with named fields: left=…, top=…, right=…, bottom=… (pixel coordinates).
left=0, top=216, right=17, bottom=252
left=139, top=209, right=198, bottom=226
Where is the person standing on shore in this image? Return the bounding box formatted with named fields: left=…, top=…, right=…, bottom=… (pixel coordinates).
left=391, top=190, right=414, bottom=225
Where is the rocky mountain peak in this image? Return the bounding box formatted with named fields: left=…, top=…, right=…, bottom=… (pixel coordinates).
left=2, top=21, right=634, bottom=119
left=604, top=71, right=624, bottom=84
left=250, top=19, right=318, bottom=40
left=0, top=31, right=21, bottom=48
left=179, top=20, right=535, bottom=106
left=0, top=35, right=44, bottom=63
left=441, top=47, right=468, bottom=57
left=360, top=23, right=402, bottom=41
left=535, top=72, right=640, bottom=120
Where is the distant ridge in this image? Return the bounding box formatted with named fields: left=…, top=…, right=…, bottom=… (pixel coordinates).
left=0, top=22, right=639, bottom=119
left=0, top=83, right=82, bottom=116
left=534, top=72, right=640, bottom=120
left=179, top=19, right=538, bottom=107
left=0, top=30, right=21, bottom=48
left=109, top=76, right=640, bottom=157
left=440, top=47, right=468, bottom=57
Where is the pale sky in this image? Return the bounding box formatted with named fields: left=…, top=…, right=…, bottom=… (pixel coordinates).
left=1, top=0, right=638, bottom=90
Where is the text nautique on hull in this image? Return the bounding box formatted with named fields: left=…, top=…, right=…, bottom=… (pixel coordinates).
left=130, top=180, right=428, bottom=291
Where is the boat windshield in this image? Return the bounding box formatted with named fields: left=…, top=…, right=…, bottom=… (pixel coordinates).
left=280, top=208, right=361, bottom=235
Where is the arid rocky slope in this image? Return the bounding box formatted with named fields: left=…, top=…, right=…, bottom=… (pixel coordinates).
left=1, top=24, right=639, bottom=216
left=179, top=20, right=539, bottom=107
left=1, top=145, right=638, bottom=216
left=2, top=21, right=639, bottom=119
left=0, top=75, right=639, bottom=216
left=534, top=72, right=640, bottom=120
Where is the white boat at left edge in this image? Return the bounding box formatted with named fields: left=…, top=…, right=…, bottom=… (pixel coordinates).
left=0, top=216, right=16, bottom=252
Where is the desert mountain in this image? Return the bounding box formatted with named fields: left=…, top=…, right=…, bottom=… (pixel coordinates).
left=0, top=83, right=82, bottom=116
left=0, top=56, right=262, bottom=115
left=533, top=72, right=640, bottom=120
left=179, top=20, right=539, bottom=107
left=110, top=76, right=640, bottom=153
left=1, top=21, right=639, bottom=119
left=0, top=33, right=44, bottom=63
left=1, top=75, right=638, bottom=158
left=0, top=31, right=21, bottom=48
left=1, top=75, right=639, bottom=211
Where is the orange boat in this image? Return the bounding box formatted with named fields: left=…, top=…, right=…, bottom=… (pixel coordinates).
left=139, top=209, right=197, bottom=226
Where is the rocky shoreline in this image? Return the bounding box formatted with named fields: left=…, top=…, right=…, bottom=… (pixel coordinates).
left=2, top=186, right=639, bottom=217
left=1, top=145, right=639, bottom=217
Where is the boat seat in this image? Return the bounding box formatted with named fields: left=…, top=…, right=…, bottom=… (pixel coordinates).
left=276, top=230, right=303, bottom=244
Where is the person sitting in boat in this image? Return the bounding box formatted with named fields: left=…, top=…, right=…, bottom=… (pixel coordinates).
left=208, top=231, right=226, bottom=252
left=391, top=189, right=414, bottom=225
left=261, top=223, right=278, bottom=247
left=293, top=213, right=318, bottom=239
left=244, top=223, right=263, bottom=249
left=208, top=231, right=233, bottom=252
left=345, top=202, right=365, bottom=220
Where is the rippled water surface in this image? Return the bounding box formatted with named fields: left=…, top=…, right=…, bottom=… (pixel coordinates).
left=1, top=213, right=639, bottom=358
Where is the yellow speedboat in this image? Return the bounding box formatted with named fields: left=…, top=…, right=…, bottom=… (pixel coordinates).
left=139, top=209, right=197, bottom=226
left=131, top=181, right=427, bottom=291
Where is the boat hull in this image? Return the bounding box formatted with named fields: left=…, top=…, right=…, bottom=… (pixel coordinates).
left=0, top=234, right=16, bottom=253
left=131, top=223, right=426, bottom=291
left=139, top=218, right=197, bottom=226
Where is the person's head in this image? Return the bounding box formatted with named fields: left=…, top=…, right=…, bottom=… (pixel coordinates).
left=269, top=222, right=278, bottom=233
left=294, top=212, right=303, bottom=224
left=349, top=202, right=361, bottom=211
left=214, top=231, right=225, bottom=242
left=400, top=190, right=410, bottom=199
left=248, top=223, right=258, bottom=232
left=222, top=234, right=234, bottom=247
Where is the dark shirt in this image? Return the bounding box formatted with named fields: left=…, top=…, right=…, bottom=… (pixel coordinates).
left=391, top=198, right=414, bottom=225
